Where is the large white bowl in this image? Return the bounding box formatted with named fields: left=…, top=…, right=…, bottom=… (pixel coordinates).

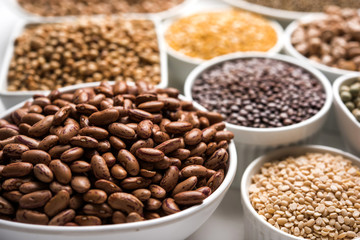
left=3, top=0, right=198, bottom=21
left=284, top=13, right=360, bottom=83
left=241, top=145, right=360, bottom=240
left=0, top=16, right=168, bottom=109
left=333, top=73, right=360, bottom=156
left=0, top=82, right=237, bottom=240
left=222, top=0, right=312, bottom=26
left=163, top=5, right=284, bottom=90
left=184, top=52, right=333, bottom=187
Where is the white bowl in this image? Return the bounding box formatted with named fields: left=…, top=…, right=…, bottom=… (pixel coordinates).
left=0, top=82, right=237, bottom=240
left=0, top=16, right=168, bottom=109
left=284, top=13, right=360, bottom=83
left=333, top=73, right=360, bottom=156
left=3, top=0, right=198, bottom=21
left=162, top=6, right=284, bottom=90
left=184, top=52, right=333, bottom=188
left=222, top=0, right=312, bottom=26
left=241, top=145, right=360, bottom=240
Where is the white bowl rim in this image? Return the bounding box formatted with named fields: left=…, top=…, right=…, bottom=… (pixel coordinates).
left=0, top=82, right=237, bottom=233
left=0, top=15, right=168, bottom=97
left=240, top=144, right=360, bottom=240
left=284, top=13, right=360, bottom=77
left=333, top=73, right=360, bottom=128
left=184, top=52, right=333, bottom=134
left=222, top=0, right=312, bottom=21
left=3, top=0, right=198, bottom=21
left=162, top=7, right=284, bottom=65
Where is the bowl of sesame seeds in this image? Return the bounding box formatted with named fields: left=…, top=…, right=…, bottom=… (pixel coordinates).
left=241, top=145, right=360, bottom=240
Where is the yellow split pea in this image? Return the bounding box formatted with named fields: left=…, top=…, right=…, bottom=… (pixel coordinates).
left=165, top=10, right=278, bottom=60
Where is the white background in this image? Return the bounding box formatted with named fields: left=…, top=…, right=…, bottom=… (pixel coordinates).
left=0, top=0, right=347, bottom=239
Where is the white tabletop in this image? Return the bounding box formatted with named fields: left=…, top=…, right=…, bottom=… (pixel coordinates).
left=0, top=1, right=347, bottom=240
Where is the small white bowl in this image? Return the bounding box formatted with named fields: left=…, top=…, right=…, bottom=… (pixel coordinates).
left=333, top=73, right=360, bottom=156
left=241, top=145, right=360, bottom=240
left=284, top=13, right=360, bottom=83
left=0, top=82, right=237, bottom=240
left=3, top=0, right=198, bottom=21
left=162, top=6, right=284, bottom=89
left=0, top=16, right=168, bottom=109
left=184, top=52, right=333, bottom=187
left=222, top=0, right=312, bottom=26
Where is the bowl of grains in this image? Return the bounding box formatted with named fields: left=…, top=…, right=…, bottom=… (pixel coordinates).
left=162, top=7, right=284, bottom=89
left=184, top=52, right=332, bottom=186
left=241, top=145, right=360, bottom=240
left=0, top=80, right=237, bottom=240
left=4, top=0, right=197, bottom=21
left=284, top=6, right=360, bottom=82
left=0, top=16, right=168, bottom=108
left=333, top=73, right=360, bottom=156
left=223, top=0, right=360, bottom=25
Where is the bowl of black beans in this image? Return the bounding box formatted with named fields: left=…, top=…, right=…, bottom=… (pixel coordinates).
left=333, top=73, right=360, bottom=156
left=184, top=53, right=333, bottom=186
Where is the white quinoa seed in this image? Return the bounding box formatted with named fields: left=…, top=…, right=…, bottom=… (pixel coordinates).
left=249, top=153, right=360, bottom=240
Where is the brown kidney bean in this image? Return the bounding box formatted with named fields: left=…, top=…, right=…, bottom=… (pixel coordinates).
left=91, top=155, right=110, bottom=180
left=60, top=147, right=84, bottom=162
left=49, top=182, right=73, bottom=195
left=102, top=152, right=116, bottom=167
left=11, top=109, right=27, bottom=126
left=21, top=149, right=51, bottom=165
left=181, top=165, right=208, bottom=178
left=111, top=164, right=127, bottom=180
left=89, top=108, right=119, bottom=126
left=145, top=198, right=162, bottom=211
left=15, top=135, right=39, bottom=149
left=170, top=148, right=191, bottom=161
left=153, top=131, right=170, bottom=144
left=0, top=128, right=18, bottom=141
left=205, top=142, right=217, bottom=156
left=49, top=160, right=72, bottom=185
left=182, top=156, right=204, bottom=168
left=189, top=142, right=207, bottom=157
left=48, top=209, right=76, bottom=226
left=128, top=109, right=154, bottom=122
left=33, top=164, right=53, bottom=183
left=18, top=123, right=31, bottom=135
left=207, top=169, right=225, bottom=192
left=108, top=123, right=136, bottom=140
left=0, top=196, right=15, bottom=215
left=204, top=148, right=228, bottom=170
left=75, top=215, right=102, bottom=226
left=70, top=161, right=91, bottom=173
left=159, top=97, right=180, bottom=110
left=173, top=191, right=206, bottom=205
left=138, top=101, right=164, bottom=113
left=112, top=211, right=126, bottom=224
left=69, top=195, right=83, bottom=210
left=19, top=190, right=52, bottom=209
left=38, top=135, right=59, bottom=151
left=137, top=120, right=153, bottom=139
left=83, top=189, right=107, bottom=204
left=3, top=143, right=29, bottom=158
left=144, top=212, right=161, bottom=220
left=117, top=149, right=140, bottom=176
left=129, top=138, right=154, bottom=155
left=155, top=138, right=182, bottom=154
left=160, top=166, right=179, bottom=192
left=28, top=115, right=54, bottom=137
left=16, top=209, right=49, bottom=225
left=184, top=128, right=202, bottom=146
left=83, top=203, right=113, bottom=218
left=140, top=169, right=156, bottom=178
left=19, top=181, right=47, bottom=194
left=120, top=177, right=151, bottom=190
left=21, top=113, right=45, bottom=125
left=71, top=176, right=91, bottom=193
left=108, top=136, right=126, bottom=150
left=131, top=189, right=151, bottom=201
left=172, top=176, right=198, bottom=196
left=53, top=106, right=72, bottom=126
left=76, top=104, right=98, bottom=115
left=79, top=115, right=90, bottom=128
left=2, top=162, right=33, bottom=178
left=2, top=178, right=26, bottom=191
left=126, top=212, right=144, bottom=223
left=94, top=179, right=122, bottom=194
left=49, top=145, right=71, bottom=159
left=70, top=136, right=98, bottom=148
left=136, top=148, right=164, bottom=162
left=78, top=126, right=108, bottom=140
left=164, top=121, right=193, bottom=134
left=44, top=105, right=60, bottom=115
left=44, top=190, right=70, bottom=217
left=58, top=124, right=79, bottom=145
left=162, top=198, right=180, bottom=215
left=3, top=190, right=23, bottom=202
left=202, top=127, right=216, bottom=143
left=214, top=131, right=235, bottom=142
left=149, top=184, right=166, bottom=199
left=108, top=192, right=143, bottom=214
left=196, top=186, right=212, bottom=197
